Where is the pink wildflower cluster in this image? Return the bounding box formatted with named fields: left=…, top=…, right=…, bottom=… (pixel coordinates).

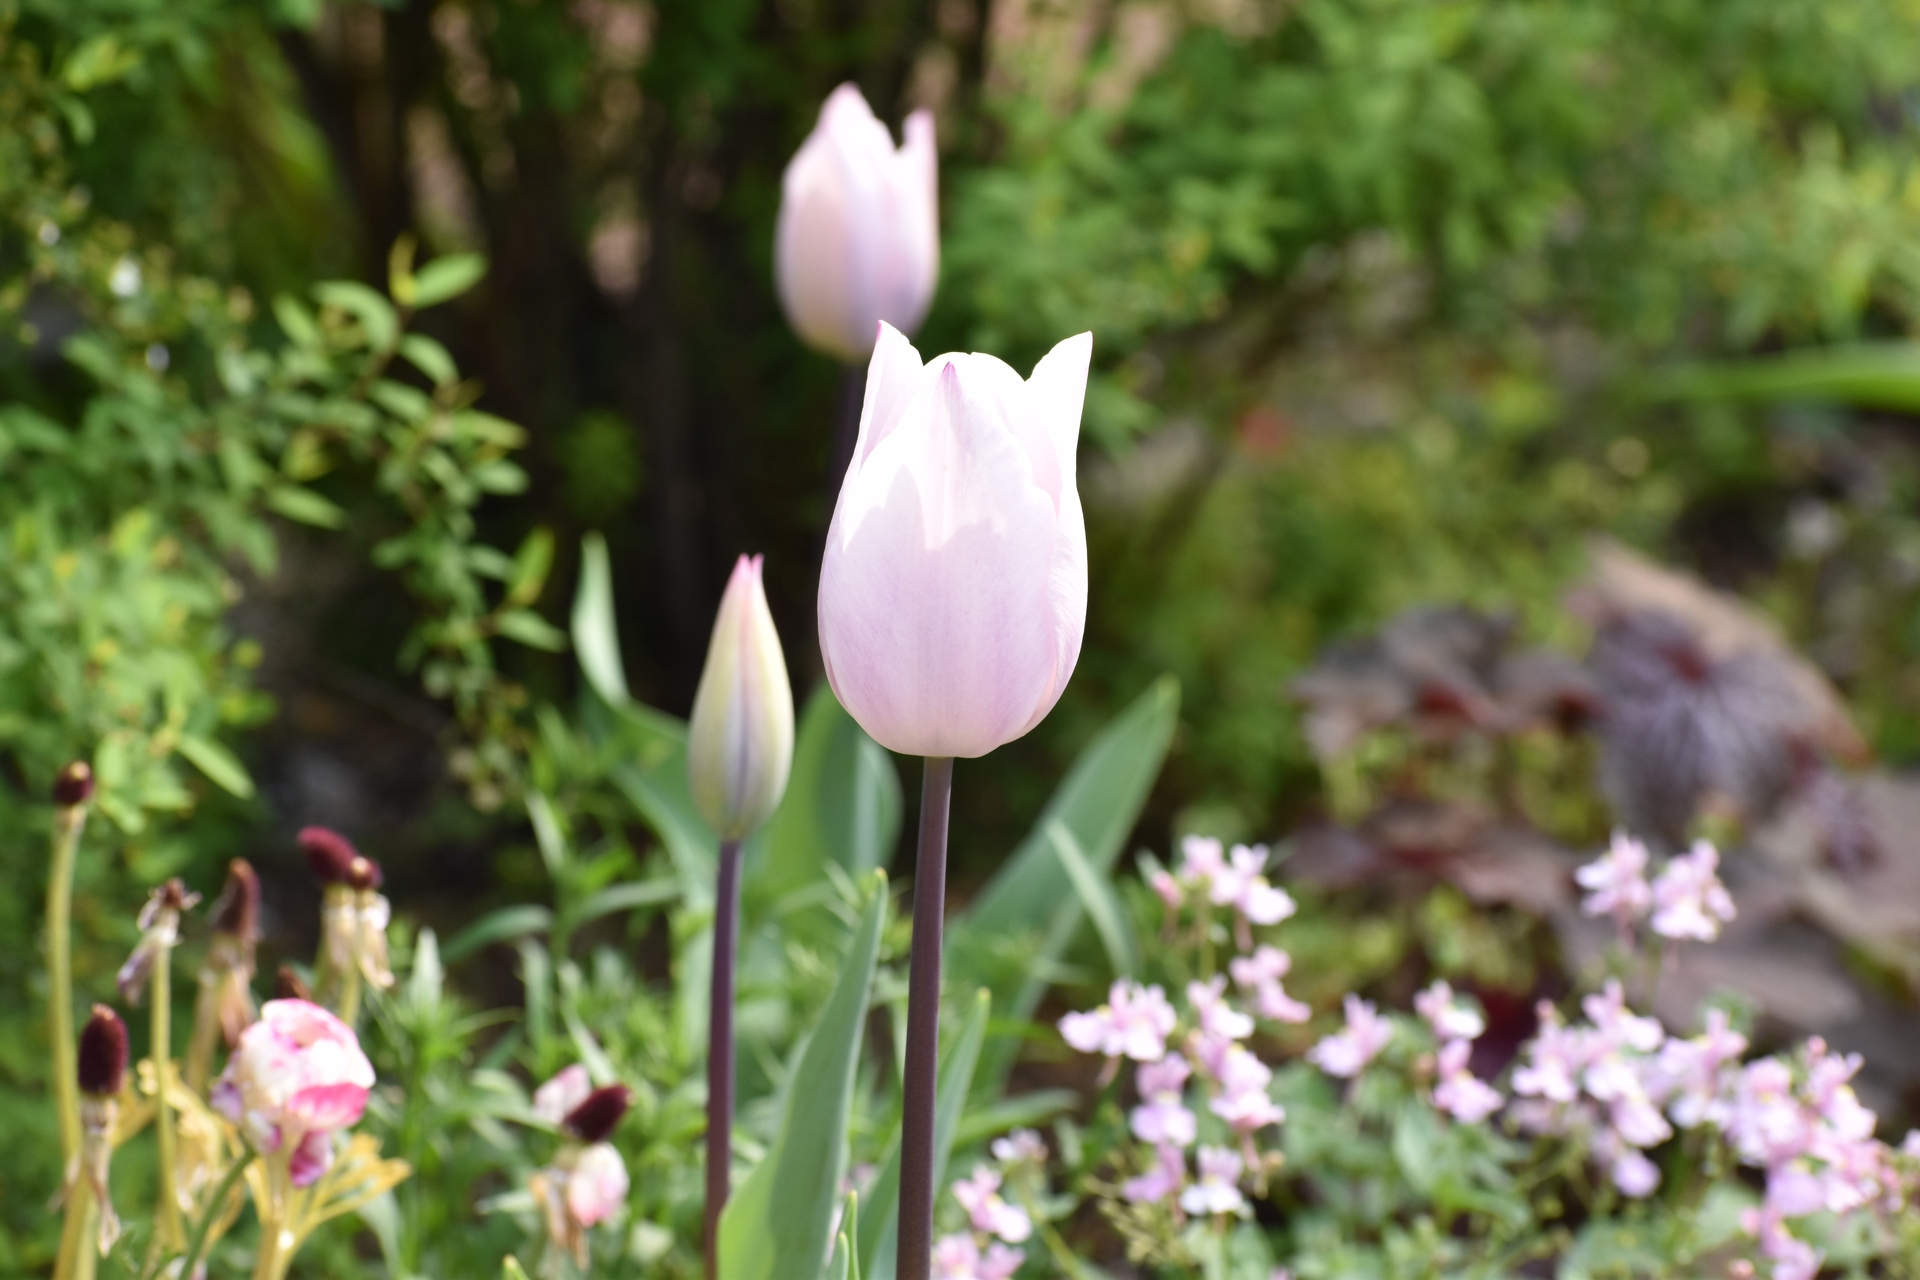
left=1306, top=995, right=1392, bottom=1078
left=1576, top=831, right=1735, bottom=943
left=1416, top=981, right=1502, bottom=1124
left=1059, top=835, right=1310, bottom=1222
left=933, top=1136, right=1043, bottom=1280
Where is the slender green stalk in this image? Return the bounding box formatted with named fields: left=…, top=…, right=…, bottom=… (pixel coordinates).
left=47, top=804, right=87, bottom=1167
left=704, top=837, right=744, bottom=1280
left=166, top=1150, right=254, bottom=1280
left=185, top=968, right=220, bottom=1096
left=337, top=960, right=363, bottom=1027
left=53, top=1178, right=97, bottom=1280
left=152, top=946, right=184, bottom=1248
left=250, top=1155, right=295, bottom=1280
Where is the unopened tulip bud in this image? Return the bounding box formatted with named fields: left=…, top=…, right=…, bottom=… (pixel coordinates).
left=775, top=83, right=939, bottom=362
left=819, top=323, right=1093, bottom=757
left=688, top=555, right=795, bottom=841
left=562, top=1084, right=632, bottom=1145
left=53, top=761, right=94, bottom=808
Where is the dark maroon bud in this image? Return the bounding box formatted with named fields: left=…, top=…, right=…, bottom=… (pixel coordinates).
left=77, top=1005, right=128, bottom=1097
left=299, top=826, right=359, bottom=884
left=53, top=761, right=94, bottom=807
left=563, top=1084, right=632, bottom=1144
left=346, top=855, right=384, bottom=892
left=273, top=966, right=313, bottom=1002
left=209, top=859, right=261, bottom=942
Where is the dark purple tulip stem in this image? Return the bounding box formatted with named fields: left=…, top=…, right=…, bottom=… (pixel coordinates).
left=705, top=837, right=743, bottom=1280
left=896, top=756, right=954, bottom=1280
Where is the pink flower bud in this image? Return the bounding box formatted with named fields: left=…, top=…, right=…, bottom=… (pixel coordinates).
left=819, top=323, right=1091, bottom=758
left=775, top=84, right=938, bottom=362
left=688, top=555, right=795, bottom=840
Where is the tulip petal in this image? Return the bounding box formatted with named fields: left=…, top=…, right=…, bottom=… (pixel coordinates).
left=822, top=362, right=1066, bottom=757
left=1026, top=332, right=1093, bottom=494
left=854, top=322, right=927, bottom=470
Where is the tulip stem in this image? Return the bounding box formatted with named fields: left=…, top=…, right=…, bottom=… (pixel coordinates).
left=47, top=803, right=87, bottom=1168
left=704, top=837, right=743, bottom=1280
left=896, top=756, right=953, bottom=1280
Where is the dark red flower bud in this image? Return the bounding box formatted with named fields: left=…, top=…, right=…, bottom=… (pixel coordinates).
left=299, top=826, right=359, bottom=884
left=273, top=965, right=313, bottom=1002
left=209, top=858, right=261, bottom=942
left=346, top=855, right=384, bottom=892
left=563, top=1084, right=632, bottom=1144
left=53, top=761, right=94, bottom=807
left=77, top=1005, right=128, bottom=1097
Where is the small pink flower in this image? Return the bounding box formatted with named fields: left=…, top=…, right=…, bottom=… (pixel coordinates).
left=1230, top=946, right=1311, bottom=1024
left=1131, top=1053, right=1198, bottom=1147
left=566, top=1143, right=630, bottom=1227
left=1512, top=1003, right=1587, bottom=1104
left=931, top=1233, right=1023, bottom=1280
left=1652, top=1008, right=1746, bottom=1128
left=212, top=999, right=374, bottom=1186
left=1188, top=976, right=1254, bottom=1043
left=1576, top=830, right=1653, bottom=931
left=952, top=1166, right=1032, bottom=1244
left=1432, top=1040, right=1503, bottom=1124
left=1150, top=869, right=1184, bottom=909
left=1582, top=980, right=1665, bottom=1054
left=1177, top=835, right=1228, bottom=888
left=1307, top=995, right=1393, bottom=1078
left=1650, top=839, right=1736, bottom=941
left=1208, top=844, right=1297, bottom=926
left=1179, top=1145, right=1246, bottom=1216
left=1414, top=980, right=1485, bottom=1042
left=1208, top=1046, right=1283, bottom=1135
left=1609, top=1147, right=1661, bottom=1197
left=533, top=1064, right=594, bottom=1125
left=1121, top=1143, right=1185, bottom=1204
left=991, top=1129, right=1047, bottom=1166
left=1058, top=980, right=1177, bottom=1061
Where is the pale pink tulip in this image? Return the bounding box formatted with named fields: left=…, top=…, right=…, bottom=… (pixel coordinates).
left=819, top=323, right=1091, bottom=758
left=211, top=999, right=374, bottom=1186
left=688, top=554, right=795, bottom=840
left=776, top=83, right=938, bottom=362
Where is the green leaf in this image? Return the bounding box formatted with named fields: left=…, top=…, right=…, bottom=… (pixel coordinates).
left=273, top=295, right=320, bottom=347
left=177, top=733, right=256, bottom=798
left=442, top=905, right=553, bottom=964
left=507, top=528, right=555, bottom=607
left=315, top=281, right=399, bottom=350
left=754, top=684, right=902, bottom=917
left=571, top=533, right=630, bottom=704
left=64, top=34, right=142, bottom=90
left=948, top=676, right=1179, bottom=1095
left=496, top=609, right=567, bottom=652
left=266, top=485, right=346, bottom=529
left=719, top=871, right=888, bottom=1280
left=1646, top=342, right=1920, bottom=413
left=411, top=254, right=488, bottom=307
left=398, top=333, right=457, bottom=386
left=951, top=1088, right=1077, bottom=1148
left=567, top=878, right=679, bottom=928
left=858, top=989, right=990, bottom=1280
left=1047, top=817, right=1138, bottom=979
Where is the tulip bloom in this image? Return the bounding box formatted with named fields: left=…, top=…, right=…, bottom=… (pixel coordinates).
left=776, top=84, right=938, bottom=363
left=212, top=999, right=375, bottom=1187
left=687, top=554, right=795, bottom=841
left=819, top=322, right=1092, bottom=759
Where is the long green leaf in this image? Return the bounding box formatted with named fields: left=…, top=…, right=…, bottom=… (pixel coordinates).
left=948, top=676, right=1179, bottom=1094
left=1047, top=818, right=1138, bottom=980
left=442, top=905, right=552, bottom=964
left=857, top=989, right=991, bottom=1280
left=1644, top=342, right=1920, bottom=412
left=718, top=870, right=888, bottom=1280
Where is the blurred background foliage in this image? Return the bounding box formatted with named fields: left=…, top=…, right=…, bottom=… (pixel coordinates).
left=12, top=0, right=1920, bottom=1270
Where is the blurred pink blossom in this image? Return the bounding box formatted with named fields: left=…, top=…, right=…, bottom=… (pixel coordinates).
left=991, top=1129, right=1047, bottom=1166
left=211, top=998, right=374, bottom=1187
left=1512, top=1003, right=1586, bottom=1104
left=1208, top=1046, right=1283, bottom=1135
left=1122, top=1143, right=1185, bottom=1205
left=1432, top=1040, right=1503, bottom=1124
left=1308, top=996, right=1393, bottom=1078
left=1059, top=980, right=1177, bottom=1061
left=1179, top=1146, right=1247, bottom=1216
left=1650, top=839, right=1736, bottom=941
left=1576, top=830, right=1653, bottom=931
left=952, top=1166, right=1032, bottom=1243
left=1131, top=1054, right=1197, bottom=1147
left=533, top=1064, right=593, bottom=1125
left=1414, top=980, right=1485, bottom=1042
left=1188, top=976, right=1255, bottom=1044
left=931, top=1233, right=1025, bottom=1280
left=1231, top=946, right=1311, bottom=1024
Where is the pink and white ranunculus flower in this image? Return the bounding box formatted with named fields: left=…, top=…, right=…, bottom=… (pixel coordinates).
left=212, top=999, right=374, bottom=1186
left=565, top=1143, right=630, bottom=1228
left=776, top=84, right=939, bottom=363
left=818, top=323, right=1091, bottom=759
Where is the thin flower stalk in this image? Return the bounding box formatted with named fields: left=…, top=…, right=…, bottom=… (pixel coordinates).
left=898, top=755, right=954, bottom=1280
left=46, top=762, right=94, bottom=1170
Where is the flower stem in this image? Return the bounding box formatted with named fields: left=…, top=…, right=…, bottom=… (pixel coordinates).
left=704, top=837, right=743, bottom=1280
left=185, top=966, right=220, bottom=1096
left=47, top=804, right=87, bottom=1168
left=895, top=756, right=953, bottom=1280
left=53, top=1178, right=97, bottom=1280
left=152, top=943, right=184, bottom=1248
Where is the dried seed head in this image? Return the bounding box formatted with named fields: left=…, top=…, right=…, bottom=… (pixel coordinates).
left=78, top=1005, right=128, bottom=1097
left=209, top=858, right=261, bottom=942
left=562, top=1084, right=632, bottom=1144
left=299, top=826, right=359, bottom=884
left=346, top=855, right=384, bottom=892
left=53, top=760, right=94, bottom=807
left=273, top=965, right=313, bottom=1002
